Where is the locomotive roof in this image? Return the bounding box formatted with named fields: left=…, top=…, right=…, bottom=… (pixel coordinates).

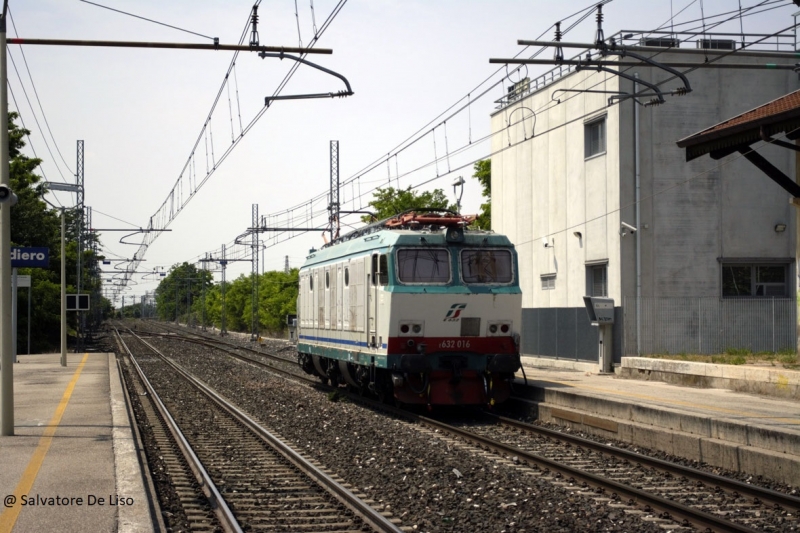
left=302, top=227, right=514, bottom=268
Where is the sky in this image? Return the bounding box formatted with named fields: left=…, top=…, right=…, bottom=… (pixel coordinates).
left=7, top=0, right=797, bottom=306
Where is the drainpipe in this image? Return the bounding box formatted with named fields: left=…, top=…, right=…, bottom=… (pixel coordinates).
left=634, top=73, right=641, bottom=355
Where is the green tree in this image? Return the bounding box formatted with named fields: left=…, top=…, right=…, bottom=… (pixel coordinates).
left=7, top=112, right=109, bottom=352
left=472, top=159, right=491, bottom=229
left=361, top=186, right=456, bottom=223
left=259, top=269, right=299, bottom=334
left=155, top=263, right=213, bottom=323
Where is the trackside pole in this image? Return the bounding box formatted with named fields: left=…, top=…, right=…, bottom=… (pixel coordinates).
left=1, top=2, right=15, bottom=436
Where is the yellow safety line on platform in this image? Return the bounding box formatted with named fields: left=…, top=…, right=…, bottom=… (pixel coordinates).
left=530, top=375, right=800, bottom=425
left=0, top=353, right=90, bottom=533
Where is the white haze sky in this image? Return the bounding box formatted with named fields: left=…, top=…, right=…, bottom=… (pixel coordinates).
left=7, top=0, right=795, bottom=305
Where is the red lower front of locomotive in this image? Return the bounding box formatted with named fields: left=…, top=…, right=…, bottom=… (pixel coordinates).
left=387, top=336, right=521, bottom=406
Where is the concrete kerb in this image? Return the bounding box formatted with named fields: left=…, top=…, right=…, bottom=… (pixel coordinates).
left=512, top=358, right=800, bottom=487
left=531, top=398, right=800, bottom=485
left=619, top=357, right=800, bottom=400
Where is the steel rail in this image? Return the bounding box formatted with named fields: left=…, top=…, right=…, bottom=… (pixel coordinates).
left=415, top=414, right=761, bottom=533
left=139, top=328, right=303, bottom=380
left=493, top=413, right=800, bottom=512
left=114, top=328, right=243, bottom=533
left=126, top=328, right=404, bottom=533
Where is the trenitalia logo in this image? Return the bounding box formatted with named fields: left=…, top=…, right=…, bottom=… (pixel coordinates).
left=443, top=303, right=467, bottom=321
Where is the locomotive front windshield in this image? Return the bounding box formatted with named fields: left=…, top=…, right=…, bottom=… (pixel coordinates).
left=461, top=249, right=514, bottom=284
left=397, top=248, right=450, bottom=283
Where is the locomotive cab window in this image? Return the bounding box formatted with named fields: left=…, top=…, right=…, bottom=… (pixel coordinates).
left=371, top=254, right=389, bottom=286
left=460, top=249, right=513, bottom=284
left=397, top=248, right=451, bottom=284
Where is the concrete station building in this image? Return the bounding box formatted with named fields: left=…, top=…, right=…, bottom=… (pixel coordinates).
left=490, top=28, right=798, bottom=366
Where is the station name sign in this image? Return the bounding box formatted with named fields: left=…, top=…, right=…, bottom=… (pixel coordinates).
left=11, top=247, right=49, bottom=268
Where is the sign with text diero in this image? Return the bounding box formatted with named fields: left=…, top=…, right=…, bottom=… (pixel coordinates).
left=11, top=247, right=49, bottom=268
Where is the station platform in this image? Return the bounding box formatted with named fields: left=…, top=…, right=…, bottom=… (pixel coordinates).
left=514, top=357, right=800, bottom=486
left=0, top=353, right=158, bottom=533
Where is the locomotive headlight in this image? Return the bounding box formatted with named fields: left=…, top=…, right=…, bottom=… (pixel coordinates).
left=487, top=321, right=511, bottom=336
left=399, top=321, right=423, bottom=336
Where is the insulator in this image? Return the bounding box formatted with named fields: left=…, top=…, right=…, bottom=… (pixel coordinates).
left=674, top=87, right=689, bottom=96
left=644, top=98, right=663, bottom=107
left=249, top=5, right=260, bottom=47
left=595, top=4, right=605, bottom=46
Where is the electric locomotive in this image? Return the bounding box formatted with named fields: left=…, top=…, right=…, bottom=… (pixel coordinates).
left=296, top=209, right=522, bottom=406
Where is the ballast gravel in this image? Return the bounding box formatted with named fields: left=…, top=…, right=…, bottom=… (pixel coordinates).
left=147, top=337, right=672, bottom=533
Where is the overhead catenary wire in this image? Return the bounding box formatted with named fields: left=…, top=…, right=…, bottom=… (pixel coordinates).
left=7, top=7, right=74, bottom=178
left=79, top=0, right=217, bottom=41
left=222, top=2, right=794, bottom=265
left=6, top=83, right=63, bottom=208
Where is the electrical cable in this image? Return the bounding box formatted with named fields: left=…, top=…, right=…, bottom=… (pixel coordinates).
left=6, top=50, right=68, bottom=183
left=260, top=15, right=798, bottom=256
left=79, top=0, right=216, bottom=41
left=8, top=7, right=74, bottom=177
left=189, top=1, right=791, bottom=273
left=6, top=82, right=63, bottom=208
left=113, top=0, right=348, bottom=297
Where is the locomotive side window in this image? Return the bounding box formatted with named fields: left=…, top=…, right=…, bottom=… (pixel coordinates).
left=370, top=254, right=390, bottom=286
left=344, top=267, right=349, bottom=286
left=309, top=275, right=313, bottom=291
left=461, top=249, right=513, bottom=284
left=378, top=254, right=389, bottom=286
left=397, top=248, right=451, bottom=283
left=325, top=270, right=330, bottom=289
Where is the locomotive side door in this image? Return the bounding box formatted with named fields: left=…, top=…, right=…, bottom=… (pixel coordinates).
left=367, top=253, right=388, bottom=349
left=368, top=253, right=378, bottom=348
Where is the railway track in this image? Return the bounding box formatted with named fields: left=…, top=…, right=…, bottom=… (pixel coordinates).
left=117, top=321, right=800, bottom=532
left=414, top=413, right=800, bottom=532
left=116, top=326, right=405, bottom=533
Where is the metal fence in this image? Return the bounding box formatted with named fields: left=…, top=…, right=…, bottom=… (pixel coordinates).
left=521, top=307, right=624, bottom=363
left=623, top=297, right=797, bottom=355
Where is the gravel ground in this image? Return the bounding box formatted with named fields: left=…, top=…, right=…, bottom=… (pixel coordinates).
left=143, top=336, right=674, bottom=533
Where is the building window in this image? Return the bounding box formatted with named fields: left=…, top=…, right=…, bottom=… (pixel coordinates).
left=722, top=264, right=787, bottom=297
left=584, top=117, right=606, bottom=158
left=541, top=274, right=555, bottom=290
left=588, top=264, right=607, bottom=297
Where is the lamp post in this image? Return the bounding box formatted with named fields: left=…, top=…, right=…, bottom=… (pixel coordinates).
left=45, top=182, right=83, bottom=367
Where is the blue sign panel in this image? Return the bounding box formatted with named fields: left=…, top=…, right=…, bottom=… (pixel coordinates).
left=11, top=247, right=49, bottom=268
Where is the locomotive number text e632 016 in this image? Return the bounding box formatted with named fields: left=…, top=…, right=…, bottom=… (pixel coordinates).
left=439, top=339, right=471, bottom=349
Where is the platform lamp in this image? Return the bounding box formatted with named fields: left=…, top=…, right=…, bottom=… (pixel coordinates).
left=44, top=182, right=83, bottom=367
